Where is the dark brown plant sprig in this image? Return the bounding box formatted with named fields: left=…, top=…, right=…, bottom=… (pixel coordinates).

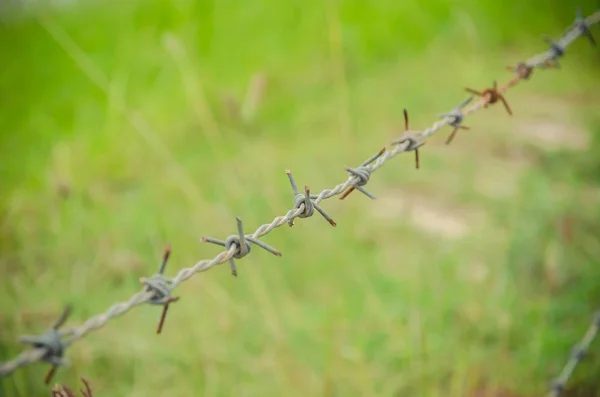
left=52, top=377, right=93, bottom=397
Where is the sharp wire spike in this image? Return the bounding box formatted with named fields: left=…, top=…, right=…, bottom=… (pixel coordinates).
left=236, top=217, right=248, bottom=256
left=499, top=95, right=513, bottom=115
left=465, top=88, right=482, bottom=96
left=156, top=296, right=180, bottom=334
left=415, top=147, right=420, bottom=169
left=45, top=365, right=58, bottom=385
left=401, top=108, right=420, bottom=169
left=139, top=246, right=180, bottom=334
left=286, top=170, right=336, bottom=226
left=465, top=81, right=512, bottom=116
left=575, top=7, right=597, bottom=46
left=340, top=147, right=384, bottom=200
left=440, top=96, right=472, bottom=144
left=53, top=305, right=72, bottom=330
left=159, top=244, right=171, bottom=274
left=446, top=128, right=458, bottom=145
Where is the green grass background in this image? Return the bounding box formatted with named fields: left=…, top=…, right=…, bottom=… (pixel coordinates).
left=1, top=0, right=600, bottom=396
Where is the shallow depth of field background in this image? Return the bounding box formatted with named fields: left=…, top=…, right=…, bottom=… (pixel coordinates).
left=1, top=1, right=600, bottom=396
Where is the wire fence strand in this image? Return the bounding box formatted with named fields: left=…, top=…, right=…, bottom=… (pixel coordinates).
left=548, top=311, right=600, bottom=397
left=1, top=9, right=599, bottom=396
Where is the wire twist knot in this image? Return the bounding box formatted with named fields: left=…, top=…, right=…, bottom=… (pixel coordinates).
left=465, top=80, right=512, bottom=116
left=286, top=170, right=336, bottom=226
left=570, top=344, right=587, bottom=361
left=390, top=109, right=425, bottom=169
left=19, top=305, right=72, bottom=384
left=439, top=96, right=473, bottom=145
left=339, top=148, right=385, bottom=200
left=293, top=189, right=315, bottom=218
left=142, top=275, right=175, bottom=305
left=140, top=245, right=180, bottom=334
left=202, top=217, right=281, bottom=276
left=224, top=234, right=252, bottom=259
left=507, top=62, right=534, bottom=80
left=541, top=34, right=566, bottom=69
left=550, top=380, right=564, bottom=395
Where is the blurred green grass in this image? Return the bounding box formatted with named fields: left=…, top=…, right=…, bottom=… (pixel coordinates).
left=1, top=1, right=600, bottom=396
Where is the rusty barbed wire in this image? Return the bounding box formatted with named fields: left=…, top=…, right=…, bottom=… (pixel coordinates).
left=0, top=9, right=598, bottom=395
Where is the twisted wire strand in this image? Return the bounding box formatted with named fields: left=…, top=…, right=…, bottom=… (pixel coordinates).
left=1, top=12, right=598, bottom=391
left=548, top=312, right=600, bottom=397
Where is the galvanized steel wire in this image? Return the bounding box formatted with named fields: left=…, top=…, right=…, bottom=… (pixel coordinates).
left=1, top=9, right=599, bottom=396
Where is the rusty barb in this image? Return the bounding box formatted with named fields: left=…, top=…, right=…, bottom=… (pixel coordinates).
left=506, top=62, right=534, bottom=80
left=465, top=80, right=512, bottom=116
left=0, top=8, right=598, bottom=397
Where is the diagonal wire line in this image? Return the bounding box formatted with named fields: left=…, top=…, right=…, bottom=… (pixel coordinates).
left=0, top=10, right=598, bottom=392
left=548, top=311, right=600, bottom=397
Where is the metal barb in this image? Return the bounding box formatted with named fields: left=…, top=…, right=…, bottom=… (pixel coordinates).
left=140, top=245, right=179, bottom=334
left=286, top=170, right=336, bottom=226
left=18, top=305, right=71, bottom=384
left=390, top=109, right=424, bottom=169
left=202, top=217, right=282, bottom=276
left=506, top=62, right=534, bottom=80
left=439, top=96, right=473, bottom=145
left=339, top=147, right=385, bottom=200
left=158, top=244, right=171, bottom=275
left=574, top=7, right=596, bottom=47
left=542, top=34, right=566, bottom=68
left=465, top=80, right=512, bottom=116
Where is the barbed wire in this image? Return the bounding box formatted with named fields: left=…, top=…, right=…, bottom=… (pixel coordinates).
left=0, top=8, right=598, bottom=396
left=548, top=311, right=600, bottom=397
